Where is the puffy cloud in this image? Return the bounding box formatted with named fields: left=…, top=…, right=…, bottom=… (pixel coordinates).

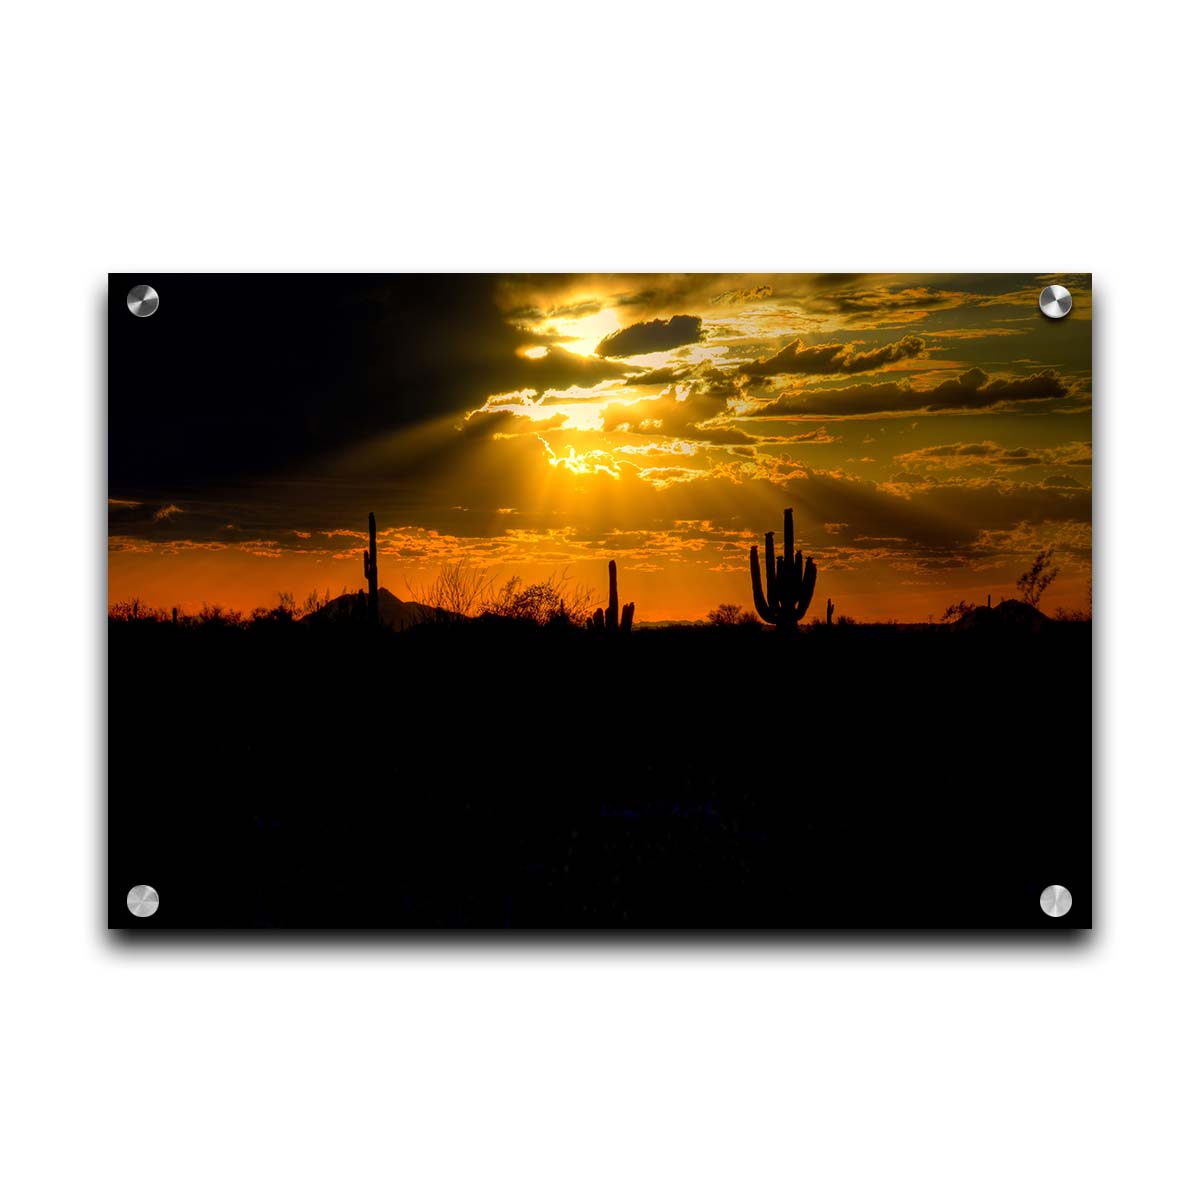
left=624, top=365, right=693, bottom=386
left=741, top=334, right=926, bottom=377
left=600, top=374, right=754, bottom=444
left=756, top=367, right=1069, bottom=417
left=895, top=440, right=1092, bottom=471
left=596, top=315, right=703, bottom=358
left=806, top=284, right=970, bottom=325
left=711, top=284, right=773, bottom=304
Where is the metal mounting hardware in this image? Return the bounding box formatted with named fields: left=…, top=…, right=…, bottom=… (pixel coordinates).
left=127, top=284, right=159, bottom=317
left=1039, top=284, right=1071, bottom=319
left=127, top=884, right=160, bottom=917
left=1039, top=884, right=1072, bottom=917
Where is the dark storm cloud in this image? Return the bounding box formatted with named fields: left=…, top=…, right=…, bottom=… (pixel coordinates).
left=108, top=273, right=604, bottom=496
left=107, top=496, right=331, bottom=549
left=509, top=346, right=626, bottom=389
left=741, top=334, right=926, bottom=378
left=755, top=367, right=1068, bottom=417
left=595, top=315, right=703, bottom=358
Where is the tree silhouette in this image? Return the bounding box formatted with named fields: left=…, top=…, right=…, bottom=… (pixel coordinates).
left=1017, top=549, right=1059, bottom=610
left=708, top=603, right=757, bottom=626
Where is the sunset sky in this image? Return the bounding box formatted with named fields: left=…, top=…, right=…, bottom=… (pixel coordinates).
left=109, top=273, right=1091, bottom=622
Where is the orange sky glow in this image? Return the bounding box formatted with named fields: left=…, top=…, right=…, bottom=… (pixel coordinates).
left=109, top=273, right=1092, bottom=623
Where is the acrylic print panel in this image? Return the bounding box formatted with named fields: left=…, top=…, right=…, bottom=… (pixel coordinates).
left=108, top=273, right=1092, bottom=930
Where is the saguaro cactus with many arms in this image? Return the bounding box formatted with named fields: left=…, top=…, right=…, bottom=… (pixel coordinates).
left=749, top=507, right=817, bottom=630
left=587, top=559, right=634, bottom=634
left=363, top=511, right=379, bottom=624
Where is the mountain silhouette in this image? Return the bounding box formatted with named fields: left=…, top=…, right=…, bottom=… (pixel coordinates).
left=303, top=587, right=441, bottom=631
left=954, top=598, right=1053, bottom=632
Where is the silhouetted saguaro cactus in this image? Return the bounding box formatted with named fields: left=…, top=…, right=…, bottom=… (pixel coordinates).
left=587, top=559, right=634, bottom=634
left=826, top=597, right=834, bottom=625
left=363, top=511, right=379, bottom=624
left=749, top=507, right=816, bottom=631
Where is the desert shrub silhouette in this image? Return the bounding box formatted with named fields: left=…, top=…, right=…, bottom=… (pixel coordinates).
left=409, top=557, right=492, bottom=620
left=708, top=603, right=758, bottom=626
left=484, top=573, right=593, bottom=627
left=1017, top=549, right=1059, bottom=610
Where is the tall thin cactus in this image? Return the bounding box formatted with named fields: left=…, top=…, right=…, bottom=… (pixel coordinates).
left=826, top=597, right=834, bottom=625
left=363, top=511, right=379, bottom=624
left=749, top=507, right=816, bottom=630
left=587, top=559, right=634, bottom=634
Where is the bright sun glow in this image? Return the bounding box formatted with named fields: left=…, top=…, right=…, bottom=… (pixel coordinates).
left=520, top=345, right=549, bottom=359
left=540, top=306, right=623, bottom=358
left=538, top=436, right=620, bottom=478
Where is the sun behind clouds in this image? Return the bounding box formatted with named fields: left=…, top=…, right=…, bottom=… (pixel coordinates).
left=109, top=274, right=1092, bottom=622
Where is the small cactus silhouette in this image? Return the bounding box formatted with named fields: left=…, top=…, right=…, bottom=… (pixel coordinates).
left=826, top=597, right=834, bottom=625
left=363, top=512, right=379, bottom=624
left=587, top=560, right=634, bottom=634
left=749, top=507, right=816, bottom=630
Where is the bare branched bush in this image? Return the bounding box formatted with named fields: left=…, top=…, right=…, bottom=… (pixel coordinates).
left=408, top=558, right=494, bottom=620
left=198, top=603, right=243, bottom=627
left=1017, top=549, right=1060, bottom=610
left=941, top=600, right=976, bottom=623
left=1053, top=606, right=1091, bottom=622
left=300, top=588, right=332, bottom=617
left=409, top=561, right=593, bottom=625
left=484, top=572, right=594, bottom=626
left=250, top=599, right=295, bottom=625
left=109, top=598, right=166, bottom=623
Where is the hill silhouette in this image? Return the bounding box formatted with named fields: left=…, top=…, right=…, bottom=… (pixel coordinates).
left=954, top=599, right=1053, bottom=632
left=302, top=586, right=441, bottom=631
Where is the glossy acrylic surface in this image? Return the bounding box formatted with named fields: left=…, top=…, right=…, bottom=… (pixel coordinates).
left=108, top=273, right=1092, bottom=929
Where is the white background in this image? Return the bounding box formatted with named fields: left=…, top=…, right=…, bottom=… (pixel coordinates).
left=2, top=3, right=1197, bottom=1196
